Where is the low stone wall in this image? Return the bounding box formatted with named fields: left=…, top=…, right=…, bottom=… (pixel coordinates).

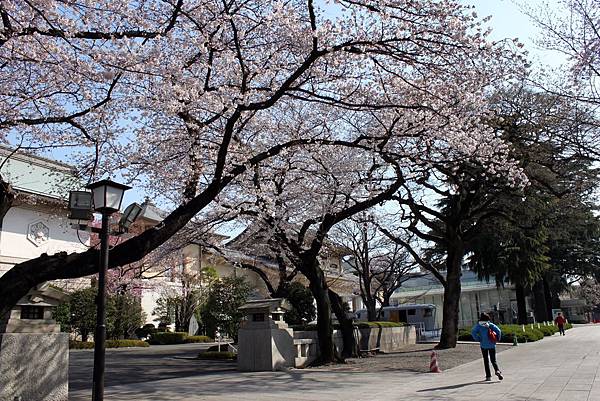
left=356, top=326, right=416, bottom=353
left=293, top=325, right=416, bottom=367
left=0, top=333, right=68, bottom=401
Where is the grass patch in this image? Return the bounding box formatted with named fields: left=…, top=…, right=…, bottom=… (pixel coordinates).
left=197, top=351, right=237, bottom=360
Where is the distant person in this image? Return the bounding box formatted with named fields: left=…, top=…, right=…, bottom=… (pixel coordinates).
left=555, top=312, right=567, bottom=336
left=471, top=313, right=503, bottom=382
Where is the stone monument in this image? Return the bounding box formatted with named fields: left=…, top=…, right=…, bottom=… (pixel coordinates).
left=0, top=283, right=69, bottom=401
left=237, top=298, right=295, bottom=371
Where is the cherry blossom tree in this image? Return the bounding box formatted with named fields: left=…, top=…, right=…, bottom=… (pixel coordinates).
left=230, top=143, right=405, bottom=361
left=0, top=0, right=526, bottom=350
left=525, top=1, right=600, bottom=160
left=528, top=0, right=599, bottom=105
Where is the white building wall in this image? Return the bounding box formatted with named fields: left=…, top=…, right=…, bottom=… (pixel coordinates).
left=0, top=205, right=91, bottom=289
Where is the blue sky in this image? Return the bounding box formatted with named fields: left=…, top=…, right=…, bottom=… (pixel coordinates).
left=467, top=0, right=566, bottom=68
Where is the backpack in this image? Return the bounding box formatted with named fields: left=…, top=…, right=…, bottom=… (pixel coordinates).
left=487, top=327, right=498, bottom=343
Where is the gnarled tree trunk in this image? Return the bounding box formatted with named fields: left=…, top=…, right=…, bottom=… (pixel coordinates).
left=329, top=289, right=357, bottom=358
left=436, top=241, right=463, bottom=349
left=516, top=283, right=528, bottom=324
left=532, top=280, right=548, bottom=322
left=301, top=259, right=337, bottom=364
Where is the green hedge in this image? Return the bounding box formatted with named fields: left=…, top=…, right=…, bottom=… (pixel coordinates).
left=537, top=325, right=559, bottom=337
left=70, top=339, right=149, bottom=349
left=106, top=339, right=149, bottom=348
left=291, top=321, right=406, bottom=331
left=458, top=323, right=563, bottom=344
left=70, top=341, right=95, bottom=349
left=147, top=331, right=188, bottom=345
left=184, top=335, right=213, bottom=343
left=197, top=351, right=237, bottom=360
left=355, top=321, right=407, bottom=328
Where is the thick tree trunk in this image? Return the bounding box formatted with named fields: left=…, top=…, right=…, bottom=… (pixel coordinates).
left=436, top=243, right=463, bottom=349
left=515, top=283, right=528, bottom=324
left=542, top=277, right=553, bottom=321
left=329, top=289, right=357, bottom=358
left=532, top=280, right=548, bottom=322
left=0, top=177, right=14, bottom=225
left=364, top=295, right=377, bottom=322
left=381, top=293, right=391, bottom=308
left=0, top=177, right=15, bottom=330
left=301, top=259, right=336, bottom=364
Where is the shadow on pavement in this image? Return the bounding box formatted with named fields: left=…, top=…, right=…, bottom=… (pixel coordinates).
left=417, top=380, right=497, bottom=392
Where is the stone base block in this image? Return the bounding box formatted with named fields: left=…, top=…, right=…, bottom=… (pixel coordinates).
left=238, top=327, right=295, bottom=371
left=0, top=333, right=68, bottom=401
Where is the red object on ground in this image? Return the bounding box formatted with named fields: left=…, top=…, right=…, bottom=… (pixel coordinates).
left=430, top=351, right=442, bottom=373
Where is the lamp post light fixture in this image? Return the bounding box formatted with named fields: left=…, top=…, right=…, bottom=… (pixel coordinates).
left=118, top=202, right=143, bottom=232
left=85, top=179, right=131, bottom=401
left=67, top=179, right=144, bottom=401
left=68, top=190, right=93, bottom=220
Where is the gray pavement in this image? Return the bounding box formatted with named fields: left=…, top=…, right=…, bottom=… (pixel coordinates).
left=69, top=325, right=600, bottom=401
left=69, top=343, right=235, bottom=393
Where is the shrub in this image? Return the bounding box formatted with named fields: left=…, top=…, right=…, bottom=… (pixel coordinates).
left=197, top=351, right=237, bottom=360
left=148, top=331, right=188, bottom=345
left=135, top=323, right=157, bottom=339
left=458, top=329, right=473, bottom=341
left=69, top=340, right=149, bottom=349
left=184, top=335, right=213, bottom=343
left=498, top=324, right=544, bottom=343
left=537, top=325, right=558, bottom=336
left=289, top=324, right=318, bottom=331
left=458, top=324, right=548, bottom=344
left=105, top=339, right=149, bottom=348
left=69, top=340, right=95, bottom=349
left=291, top=321, right=407, bottom=331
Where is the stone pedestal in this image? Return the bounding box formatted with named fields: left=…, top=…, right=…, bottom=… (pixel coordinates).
left=0, top=333, right=69, bottom=401
left=237, top=298, right=295, bottom=371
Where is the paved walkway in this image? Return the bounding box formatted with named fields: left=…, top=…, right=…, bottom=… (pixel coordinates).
left=70, top=325, right=600, bottom=401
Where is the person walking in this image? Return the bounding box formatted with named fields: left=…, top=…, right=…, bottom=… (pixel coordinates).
left=554, top=312, right=567, bottom=336
left=471, top=312, right=503, bottom=382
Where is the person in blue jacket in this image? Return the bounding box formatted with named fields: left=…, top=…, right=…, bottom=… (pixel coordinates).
left=471, top=312, right=503, bottom=381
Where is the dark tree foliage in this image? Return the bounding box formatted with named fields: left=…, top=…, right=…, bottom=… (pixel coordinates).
left=284, top=281, right=316, bottom=325
left=200, top=276, right=252, bottom=340
left=56, top=287, right=97, bottom=342
left=468, top=88, right=600, bottom=322
left=53, top=286, right=145, bottom=340
left=107, top=292, right=145, bottom=340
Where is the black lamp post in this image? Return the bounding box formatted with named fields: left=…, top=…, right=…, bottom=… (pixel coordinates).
left=85, top=179, right=130, bottom=401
